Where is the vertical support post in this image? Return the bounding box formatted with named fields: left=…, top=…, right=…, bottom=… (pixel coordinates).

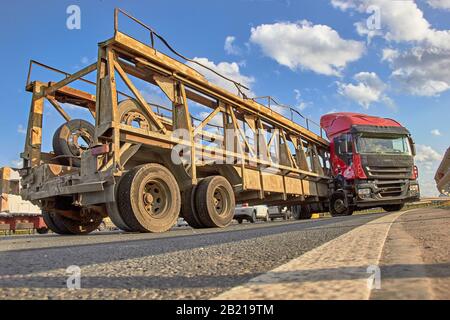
left=106, top=47, right=121, bottom=168
left=174, top=82, right=196, bottom=184
left=228, top=105, right=246, bottom=190
left=23, top=82, right=45, bottom=168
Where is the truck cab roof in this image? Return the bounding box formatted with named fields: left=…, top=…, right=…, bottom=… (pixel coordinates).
left=320, top=112, right=405, bottom=139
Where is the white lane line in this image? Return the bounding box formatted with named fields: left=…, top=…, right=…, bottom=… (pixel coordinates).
left=213, top=210, right=411, bottom=300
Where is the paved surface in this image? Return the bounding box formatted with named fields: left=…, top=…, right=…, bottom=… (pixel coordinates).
left=215, top=208, right=450, bottom=300
left=0, top=213, right=387, bottom=299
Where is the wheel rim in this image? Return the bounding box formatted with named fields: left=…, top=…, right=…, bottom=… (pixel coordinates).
left=121, top=110, right=150, bottom=130
left=67, top=129, right=93, bottom=156
left=141, top=178, right=169, bottom=217
left=334, top=198, right=346, bottom=214
left=212, top=186, right=228, bottom=215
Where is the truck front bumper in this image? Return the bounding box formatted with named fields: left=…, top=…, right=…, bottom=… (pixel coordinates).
left=354, top=179, right=420, bottom=208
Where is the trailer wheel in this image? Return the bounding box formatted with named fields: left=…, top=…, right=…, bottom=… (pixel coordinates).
left=42, top=212, right=71, bottom=235
left=53, top=119, right=95, bottom=167
left=51, top=211, right=103, bottom=235
left=195, top=176, right=235, bottom=228
left=36, top=227, right=49, bottom=234
left=292, top=205, right=313, bottom=220
left=382, top=204, right=404, bottom=212
left=330, top=192, right=353, bottom=217
left=117, top=164, right=181, bottom=233
left=106, top=179, right=135, bottom=232
left=180, top=184, right=206, bottom=229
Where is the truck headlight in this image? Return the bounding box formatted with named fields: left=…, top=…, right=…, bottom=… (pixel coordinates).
left=409, top=185, right=419, bottom=193
left=358, top=188, right=371, bottom=198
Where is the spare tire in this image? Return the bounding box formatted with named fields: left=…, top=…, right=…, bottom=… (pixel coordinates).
left=53, top=119, right=95, bottom=166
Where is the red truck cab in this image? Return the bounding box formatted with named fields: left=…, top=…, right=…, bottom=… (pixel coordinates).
left=320, top=112, right=420, bottom=216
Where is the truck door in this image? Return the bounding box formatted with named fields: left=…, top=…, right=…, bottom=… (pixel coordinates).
left=333, top=134, right=353, bottom=170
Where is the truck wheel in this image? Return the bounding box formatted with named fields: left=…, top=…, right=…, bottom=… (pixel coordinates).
left=106, top=179, right=135, bottom=232
left=53, top=119, right=95, bottom=167
left=250, top=211, right=256, bottom=223
left=382, top=204, right=404, bottom=212
left=54, top=212, right=103, bottom=235
left=195, top=176, right=235, bottom=228
left=180, top=184, right=206, bottom=229
left=106, top=201, right=134, bottom=232
left=42, top=212, right=71, bottom=235
left=330, top=192, right=353, bottom=217
left=117, top=164, right=181, bottom=233
left=36, top=227, right=49, bottom=234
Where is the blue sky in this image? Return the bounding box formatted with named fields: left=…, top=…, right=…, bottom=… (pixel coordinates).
left=0, top=0, right=448, bottom=195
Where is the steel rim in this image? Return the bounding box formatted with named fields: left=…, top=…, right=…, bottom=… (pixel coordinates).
left=213, top=186, right=228, bottom=216
left=141, top=178, right=169, bottom=217
left=67, top=129, right=92, bottom=156
left=121, top=110, right=150, bottom=130
left=334, top=198, right=346, bottom=214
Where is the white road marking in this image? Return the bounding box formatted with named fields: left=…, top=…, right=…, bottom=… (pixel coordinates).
left=214, top=210, right=411, bottom=300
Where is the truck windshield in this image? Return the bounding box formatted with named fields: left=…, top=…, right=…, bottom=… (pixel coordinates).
left=356, top=136, right=411, bottom=155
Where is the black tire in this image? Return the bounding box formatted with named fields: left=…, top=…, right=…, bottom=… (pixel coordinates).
left=382, top=204, right=405, bottom=212
left=180, top=184, right=206, bottom=228
left=195, top=176, right=235, bottom=228
left=250, top=211, right=256, bottom=223
left=53, top=119, right=95, bottom=167
left=330, top=192, right=353, bottom=217
left=106, top=178, right=135, bottom=232
left=117, top=164, right=181, bottom=233
left=51, top=211, right=103, bottom=235
left=292, top=205, right=313, bottom=220
left=36, top=227, right=49, bottom=234
left=42, top=212, right=71, bottom=235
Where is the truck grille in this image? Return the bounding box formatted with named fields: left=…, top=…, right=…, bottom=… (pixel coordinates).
left=366, top=166, right=411, bottom=179
left=375, top=180, right=405, bottom=198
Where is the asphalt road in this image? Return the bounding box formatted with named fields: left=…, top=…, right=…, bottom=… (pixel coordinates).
left=0, top=213, right=389, bottom=299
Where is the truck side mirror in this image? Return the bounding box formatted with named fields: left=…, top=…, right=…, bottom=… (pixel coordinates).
left=409, top=137, right=416, bottom=156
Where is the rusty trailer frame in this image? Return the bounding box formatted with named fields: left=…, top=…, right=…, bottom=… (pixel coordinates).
left=20, top=9, right=331, bottom=234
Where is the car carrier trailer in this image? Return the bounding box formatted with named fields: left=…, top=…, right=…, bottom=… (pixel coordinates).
left=19, top=9, right=332, bottom=235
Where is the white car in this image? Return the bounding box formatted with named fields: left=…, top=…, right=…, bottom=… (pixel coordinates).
left=234, top=204, right=269, bottom=224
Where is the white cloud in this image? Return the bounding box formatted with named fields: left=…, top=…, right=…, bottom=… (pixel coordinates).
left=11, top=159, right=23, bottom=168
left=415, top=144, right=443, bottom=164
left=224, top=36, right=241, bottom=55
left=427, top=0, right=450, bottom=10
left=330, top=0, right=358, bottom=11
left=332, top=0, right=450, bottom=96
left=331, top=0, right=431, bottom=42
left=414, top=144, right=443, bottom=196
left=431, top=129, right=442, bottom=136
left=337, top=72, right=392, bottom=108
left=187, top=57, right=255, bottom=96
left=293, top=89, right=308, bottom=111
left=17, top=124, right=26, bottom=134
left=249, top=20, right=365, bottom=76
left=388, top=47, right=450, bottom=96
left=381, top=48, right=399, bottom=62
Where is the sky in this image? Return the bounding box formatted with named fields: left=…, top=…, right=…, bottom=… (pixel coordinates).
left=0, top=0, right=448, bottom=196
